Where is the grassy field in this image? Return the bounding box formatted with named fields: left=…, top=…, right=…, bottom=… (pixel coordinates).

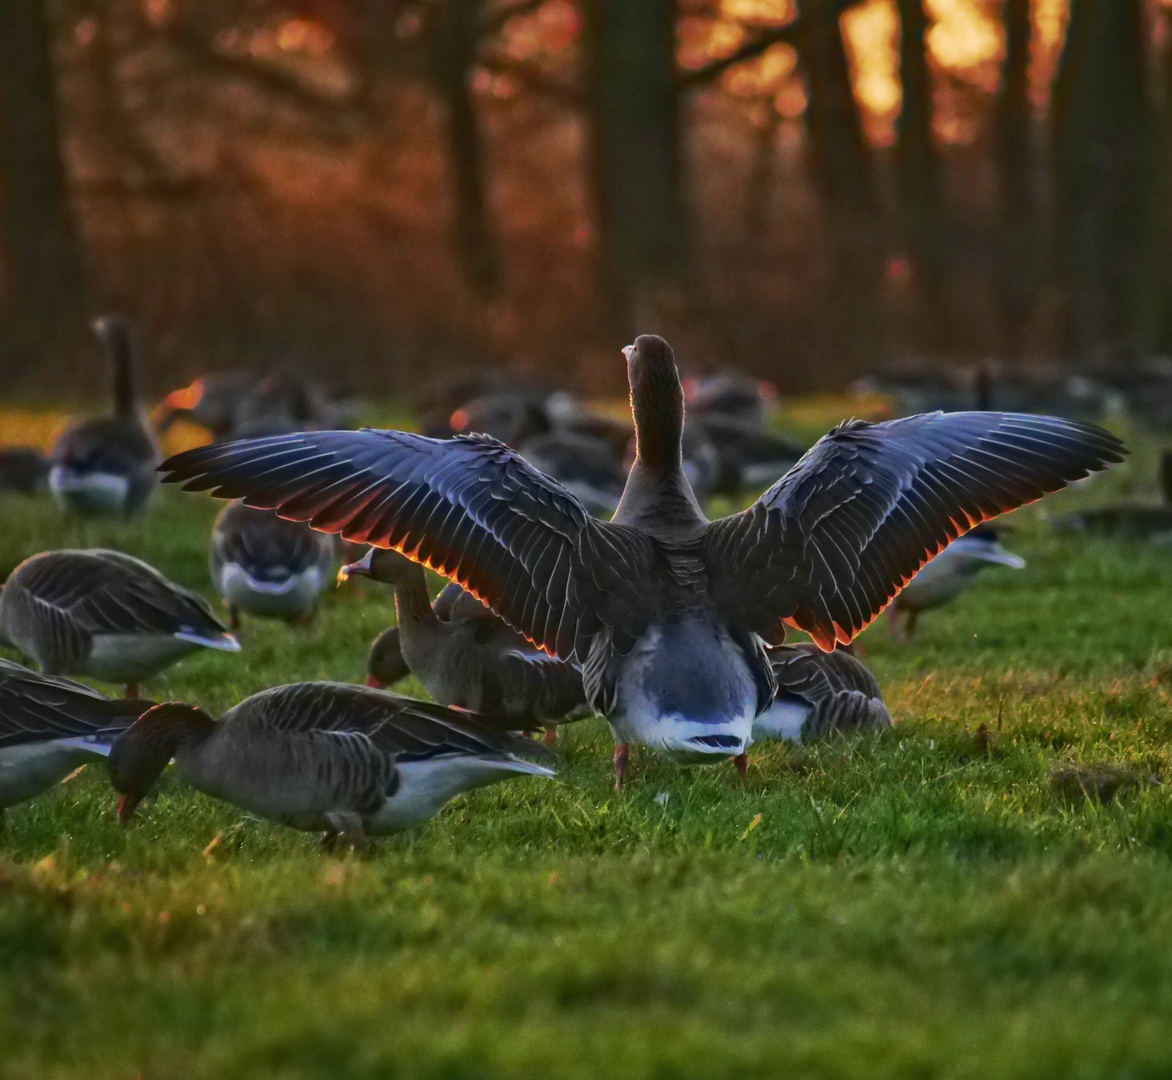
left=3, top=407, right=1172, bottom=1078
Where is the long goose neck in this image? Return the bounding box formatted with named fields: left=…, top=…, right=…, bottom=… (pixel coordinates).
left=97, top=318, right=140, bottom=419
left=631, top=374, right=685, bottom=475
left=615, top=372, right=707, bottom=533
left=393, top=566, right=442, bottom=641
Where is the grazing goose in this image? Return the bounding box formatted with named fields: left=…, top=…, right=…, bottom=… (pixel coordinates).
left=448, top=392, right=555, bottom=448
left=684, top=372, right=777, bottom=427
left=1057, top=452, right=1172, bottom=540
left=340, top=548, right=587, bottom=730
left=0, top=550, right=240, bottom=697
left=210, top=502, right=336, bottom=627
left=753, top=644, right=890, bottom=744
left=696, top=415, right=806, bottom=496
left=0, top=448, right=49, bottom=495
left=518, top=431, right=626, bottom=518
left=0, top=660, right=153, bottom=827
left=49, top=315, right=159, bottom=517
left=159, top=334, right=1125, bottom=785
left=367, top=626, right=410, bottom=688
left=365, top=582, right=491, bottom=689
left=154, top=371, right=258, bottom=440
left=888, top=526, right=1025, bottom=641
left=109, top=683, right=557, bottom=845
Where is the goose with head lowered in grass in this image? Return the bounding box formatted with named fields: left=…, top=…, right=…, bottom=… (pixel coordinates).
left=0, top=549, right=240, bottom=698
left=754, top=643, right=890, bottom=745
left=159, top=335, right=1126, bottom=785
left=108, top=682, right=557, bottom=847
left=0, top=660, right=153, bottom=829
left=340, top=547, right=587, bottom=737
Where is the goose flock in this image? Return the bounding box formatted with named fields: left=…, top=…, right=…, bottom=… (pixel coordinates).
left=0, top=317, right=1132, bottom=846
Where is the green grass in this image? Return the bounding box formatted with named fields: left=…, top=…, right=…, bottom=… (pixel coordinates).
left=4, top=414, right=1172, bottom=1078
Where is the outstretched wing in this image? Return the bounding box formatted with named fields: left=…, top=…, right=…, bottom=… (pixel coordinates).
left=160, top=430, right=655, bottom=659
left=703, top=412, right=1124, bottom=649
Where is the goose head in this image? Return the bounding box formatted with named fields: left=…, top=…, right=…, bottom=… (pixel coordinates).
left=109, top=702, right=216, bottom=823
left=337, top=546, right=419, bottom=587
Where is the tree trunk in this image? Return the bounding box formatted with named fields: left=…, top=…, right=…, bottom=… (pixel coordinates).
left=1052, top=0, right=1154, bottom=358
left=430, top=0, right=502, bottom=297
left=994, top=0, right=1036, bottom=360
left=893, top=0, right=947, bottom=343
left=585, top=0, right=689, bottom=339
left=796, top=0, right=886, bottom=370
left=0, top=0, right=87, bottom=352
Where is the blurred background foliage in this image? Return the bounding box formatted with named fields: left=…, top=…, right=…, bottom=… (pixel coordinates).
left=1, top=0, right=1170, bottom=396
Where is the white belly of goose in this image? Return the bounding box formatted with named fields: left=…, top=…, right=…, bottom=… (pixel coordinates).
left=48, top=467, right=131, bottom=516
left=751, top=696, right=810, bottom=744
left=608, top=619, right=758, bottom=762
left=83, top=631, right=239, bottom=682
left=219, top=563, right=324, bottom=617
left=368, top=755, right=557, bottom=834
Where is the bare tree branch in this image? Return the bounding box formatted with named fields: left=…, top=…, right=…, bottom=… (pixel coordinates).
left=679, top=23, right=801, bottom=87
left=679, top=1, right=859, bottom=88
left=162, top=22, right=367, bottom=140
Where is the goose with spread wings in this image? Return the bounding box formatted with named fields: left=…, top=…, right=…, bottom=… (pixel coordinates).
left=159, top=335, right=1125, bottom=784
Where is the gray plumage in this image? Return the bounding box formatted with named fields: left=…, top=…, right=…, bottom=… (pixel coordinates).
left=210, top=501, right=336, bottom=624
left=754, top=644, right=891, bottom=743
left=109, top=682, right=556, bottom=842
left=0, top=660, right=152, bottom=817
left=159, top=334, right=1124, bottom=774
left=49, top=315, right=159, bottom=517
left=0, top=549, right=240, bottom=691
left=343, top=548, right=587, bottom=728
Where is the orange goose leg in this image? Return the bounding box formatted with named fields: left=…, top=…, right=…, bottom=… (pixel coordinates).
left=124, top=683, right=139, bottom=700
left=614, top=743, right=630, bottom=789
left=733, top=753, right=748, bottom=779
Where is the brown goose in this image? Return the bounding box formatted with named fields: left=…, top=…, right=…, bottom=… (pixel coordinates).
left=754, top=644, right=890, bottom=744
left=340, top=548, right=587, bottom=731
left=159, top=334, right=1125, bottom=784
left=49, top=315, right=158, bottom=517
left=210, top=502, right=336, bottom=627
left=364, top=581, right=488, bottom=688
left=1057, top=451, right=1172, bottom=540
left=0, top=550, right=240, bottom=697
left=154, top=372, right=258, bottom=440
left=109, top=682, right=557, bottom=845
left=0, top=660, right=153, bottom=827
